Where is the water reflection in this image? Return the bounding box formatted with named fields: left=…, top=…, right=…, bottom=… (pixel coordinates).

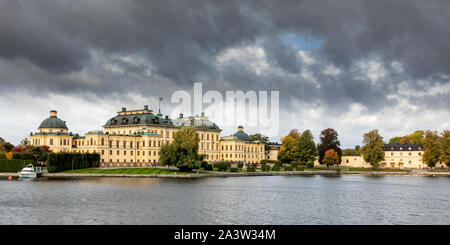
left=0, top=175, right=449, bottom=225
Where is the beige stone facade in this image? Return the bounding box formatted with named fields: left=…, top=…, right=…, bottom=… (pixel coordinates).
left=30, top=107, right=269, bottom=167
left=338, top=144, right=447, bottom=169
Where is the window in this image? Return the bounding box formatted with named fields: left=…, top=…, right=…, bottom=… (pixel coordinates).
left=50, top=138, right=54, bottom=145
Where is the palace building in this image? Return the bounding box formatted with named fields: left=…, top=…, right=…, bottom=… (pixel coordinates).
left=29, top=107, right=275, bottom=167
left=339, top=144, right=447, bottom=169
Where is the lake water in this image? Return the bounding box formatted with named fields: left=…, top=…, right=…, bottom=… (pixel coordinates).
left=0, top=175, right=449, bottom=225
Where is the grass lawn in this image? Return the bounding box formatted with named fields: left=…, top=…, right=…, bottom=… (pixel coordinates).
left=59, top=168, right=209, bottom=175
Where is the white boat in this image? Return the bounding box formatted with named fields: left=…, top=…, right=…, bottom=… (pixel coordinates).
left=19, top=164, right=37, bottom=178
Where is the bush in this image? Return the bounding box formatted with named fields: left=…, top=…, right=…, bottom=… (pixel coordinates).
left=265, top=160, right=278, bottom=164
left=204, top=164, right=213, bottom=171
left=47, top=152, right=100, bottom=173
left=306, top=163, right=315, bottom=168
left=0, top=159, right=34, bottom=172
left=0, top=153, right=6, bottom=160
left=247, top=167, right=256, bottom=172
left=261, top=162, right=269, bottom=171
left=291, top=161, right=300, bottom=168
left=237, top=163, right=244, bottom=168
left=216, top=162, right=229, bottom=172
left=260, top=160, right=267, bottom=165
left=200, top=161, right=209, bottom=169
left=296, top=166, right=305, bottom=171
left=230, top=168, right=238, bottom=172
left=284, top=166, right=293, bottom=171
left=271, top=165, right=280, bottom=171
left=12, top=152, right=34, bottom=160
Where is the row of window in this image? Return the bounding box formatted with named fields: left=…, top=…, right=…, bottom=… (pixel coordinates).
left=48, top=138, right=70, bottom=146
left=388, top=152, right=421, bottom=156
left=221, top=145, right=264, bottom=152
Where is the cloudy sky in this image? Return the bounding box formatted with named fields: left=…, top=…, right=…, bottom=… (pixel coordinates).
left=0, top=0, right=449, bottom=147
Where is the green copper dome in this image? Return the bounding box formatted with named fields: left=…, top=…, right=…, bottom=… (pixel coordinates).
left=38, top=111, right=68, bottom=129
left=233, top=126, right=250, bottom=141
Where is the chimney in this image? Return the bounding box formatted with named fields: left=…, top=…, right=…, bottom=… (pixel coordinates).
left=238, top=126, right=244, bottom=132
left=144, top=105, right=148, bottom=110
left=50, top=110, right=57, bottom=117
left=179, top=113, right=183, bottom=118
left=122, top=107, right=126, bottom=112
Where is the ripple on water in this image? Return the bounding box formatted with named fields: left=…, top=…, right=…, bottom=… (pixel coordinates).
left=0, top=175, right=449, bottom=224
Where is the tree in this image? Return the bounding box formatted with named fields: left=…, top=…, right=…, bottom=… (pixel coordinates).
left=388, top=137, right=402, bottom=145
left=342, top=148, right=360, bottom=156
left=409, top=130, right=425, bottom=145
left=317, top=128, right=342, bottom=165
left=361, top=129, right=385, bottom=168
left=249, top=133, right=269, bottom=146
left=1, top=141, right=14, bottom=152
left=11, top=146, right=29, bottom=153
left=394, top=130, right=425, bottom=145
left=159, top=127, right=203, bottom=171
left=19, top=138, right=30, bottom=147
left=41, top=145, right=52, bottom=153
left=399, top=136, right=411, bottom=144
left=322, top=149, right=339, bottom=167
left=297, top=130, right=317, bottom=165
left=440, top=130, right=450, bottom=168
left=27, top=146, right=49, bottom=164
left=278, top=131, right=299, bottom=164
left=422, top=130, right=441, bottom=168
left=287, top=129, right=301, bottom=141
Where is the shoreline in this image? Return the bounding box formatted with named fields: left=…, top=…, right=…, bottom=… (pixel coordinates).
left=2, top=170, right=450, bottom=178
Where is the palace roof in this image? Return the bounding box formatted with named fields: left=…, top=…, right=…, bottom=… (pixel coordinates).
left=383, top=144, right=423, bottom=151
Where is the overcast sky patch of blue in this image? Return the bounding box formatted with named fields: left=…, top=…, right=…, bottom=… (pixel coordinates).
left=281, top=33, right=324, bottom=50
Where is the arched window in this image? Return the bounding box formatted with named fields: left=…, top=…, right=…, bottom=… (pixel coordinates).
left=122, top=117, right=129, bottom=125
left=133, top=117, right=140, bottom=124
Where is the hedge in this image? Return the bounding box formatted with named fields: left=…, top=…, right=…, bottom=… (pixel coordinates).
left=0, top=159, right=34, bottom=172
left=0, top=153, right=6, bottom=160
left=216, top=162, right=229, bottom=172
left=47, top=152, right=100, bottom=173
left=12, top=152, right=34, bottom=160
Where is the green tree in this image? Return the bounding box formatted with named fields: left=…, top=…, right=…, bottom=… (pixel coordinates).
left=422, top=130, right=441, bottom=168
left=440, top=130, right=450, bottom=168
left=159, top=127, right=203, bottom=171
left=27, top=146, right=49, bottom=164
left=317, top=128, right=342, bottom=165
left=0, top=140, right=14, bottom=152
left=19, top=138, right=30, bottom=147
left=388, top=137, right=402, bottom=145
left=342, top=148, right=360, bottom=156
left=322, top=149, right=339, bottom=167
left=297, top=130, right=317, bottom=165
left=407, top=130, right=425, bottom=145
left=278, top=130, right=299, bottom=164
left=249, top=133, right=269, bottom=146
left=361, top=129, right=385, bottom=168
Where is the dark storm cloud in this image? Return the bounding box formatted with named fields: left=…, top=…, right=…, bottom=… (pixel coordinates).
left=0, top=0, right=449, bottom=112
